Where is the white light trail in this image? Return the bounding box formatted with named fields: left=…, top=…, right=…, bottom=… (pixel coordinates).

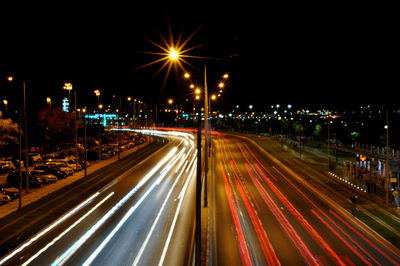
left=52, top=147, right=177, bottom=266
left=132, top=150, right=192, bottom=266
left=83, top=147, right=181, bottom=266
left=175, top=145, right=194, bottom=174
left=159, top=159, right=196, bottom=266
left=21, top=192, right=114, bottom=266
left=186, top=150, right=197, bottom=173
left=0, top=192, right=100, bottom=266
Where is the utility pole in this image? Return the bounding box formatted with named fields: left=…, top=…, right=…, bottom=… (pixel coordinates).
left=155, top=104, right=158, bottom=128
left=74, top=89, right=78, bottom=172
left=328, top=112, right=331, bottom=170
left=204, top=65, right=209, bottom=207
left=195, top=100, right=202, bottom=266
left=385, top=109, right=390, bottom=205
left=18, top=112, right=22, bottom=210
left=84, top=113, right=87, bottom=177
left=118, top=97, right=121, bottom=160
left=23, top=81, right=29, bottom=193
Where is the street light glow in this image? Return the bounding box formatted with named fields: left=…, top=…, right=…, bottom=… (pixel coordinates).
left=169, top=48, right=179, bottom=60
left=63, top=83, right=72, bottom=91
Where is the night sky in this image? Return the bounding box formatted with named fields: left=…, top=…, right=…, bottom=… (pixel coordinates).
left=1, top=3, right=397, bottom=115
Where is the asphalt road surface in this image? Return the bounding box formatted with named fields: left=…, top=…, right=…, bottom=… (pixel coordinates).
left=0, top=130, right=197, bottom=266
left=209, top=133, right=400, bottom=265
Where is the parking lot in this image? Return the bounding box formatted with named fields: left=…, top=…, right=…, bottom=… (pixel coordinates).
left=0, top=133, right=148, bottom=207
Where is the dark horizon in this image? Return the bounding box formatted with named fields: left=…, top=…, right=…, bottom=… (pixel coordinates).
left=1, top=4, right=397, bottom=117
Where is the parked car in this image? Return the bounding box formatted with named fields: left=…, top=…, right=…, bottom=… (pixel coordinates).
left=0, top=185, right=19, bottom=201
left=61, top=157, right=82, bottom=171
left=0, top=161, right=16, bottom=173
left=42, top=152, right=58, bottom=160
left=0, top=193, right=11, bottom=205
left=7, top=171, right=43, bottom=188
left=33, top=164, right=67, bottom=179
left=28, top=153, right=43, bottom=163
left=30, top=170, right=58, bottom=184
left=45, top=161, right=74, bottom=176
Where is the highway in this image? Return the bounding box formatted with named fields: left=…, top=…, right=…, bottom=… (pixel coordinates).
left=0, top=130, right=197, bottom=266
left=209, top=133, right=400, bottom=265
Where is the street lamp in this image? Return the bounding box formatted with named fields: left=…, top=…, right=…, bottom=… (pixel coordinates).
left=2, top=99, right=8, bottom=112
left=46, top=97, right=51, bottom=112
left=168, top=47, right=180, bottom=61
left=63, top=83, right=73, bottom=107
left=63, top=83, right=79, bottom=171
left=7, top=76, right=29, bottom=195
left=94, top=90, right=102, bottom=160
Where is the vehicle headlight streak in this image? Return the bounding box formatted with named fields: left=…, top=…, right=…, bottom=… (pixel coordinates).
left=21, top=192, right=115, bottom=266
left=158, top=157, right=196, bottom=266
left=132, top=151, right=194, bottom=266
left=52, top=147, right=177, bottom=266
left=0, top=192, right=100, bottom=265
left=82, top=147, right=183, bottom=266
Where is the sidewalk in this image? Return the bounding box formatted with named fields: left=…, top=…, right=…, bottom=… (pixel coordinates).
left=0, top=140, right=150, bottom=220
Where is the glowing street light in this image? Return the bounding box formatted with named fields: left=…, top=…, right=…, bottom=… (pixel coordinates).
left=168, top=99, right=174, bottom=105
left=3, top=99, right=8, bottom=111
left=46, top=97, right=51, bottom=112
left=169, top=47, right=179, bottom=61
left=218, top=82, right=224, bottom=88
left=184, top=73, right=190, bottom=79
left=223, top=73, right=229, bottom=79
left=63, top=83, right=72, bottom=91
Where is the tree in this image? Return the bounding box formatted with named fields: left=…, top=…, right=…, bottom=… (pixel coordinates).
left=37, top=107, right=74, bottom=145
left=0, top=117, right=19, bottom=152
left=313, top=123, right=323, bottom=139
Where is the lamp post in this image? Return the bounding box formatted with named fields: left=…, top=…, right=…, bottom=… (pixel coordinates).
left=204, top=65, right=209, bottom=208
left=82, top=108, right=88, bottom=177
left=94, top=90, right=101, bottom=160
left=63, top=83, right=78, bottom=171
left=385, top=109, right=390, bottom=205
left=46, top=97, right=51, bottom=113
left=8, top=76, right=29, bottom=193
left=3, top=99, right=8, bottom=112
